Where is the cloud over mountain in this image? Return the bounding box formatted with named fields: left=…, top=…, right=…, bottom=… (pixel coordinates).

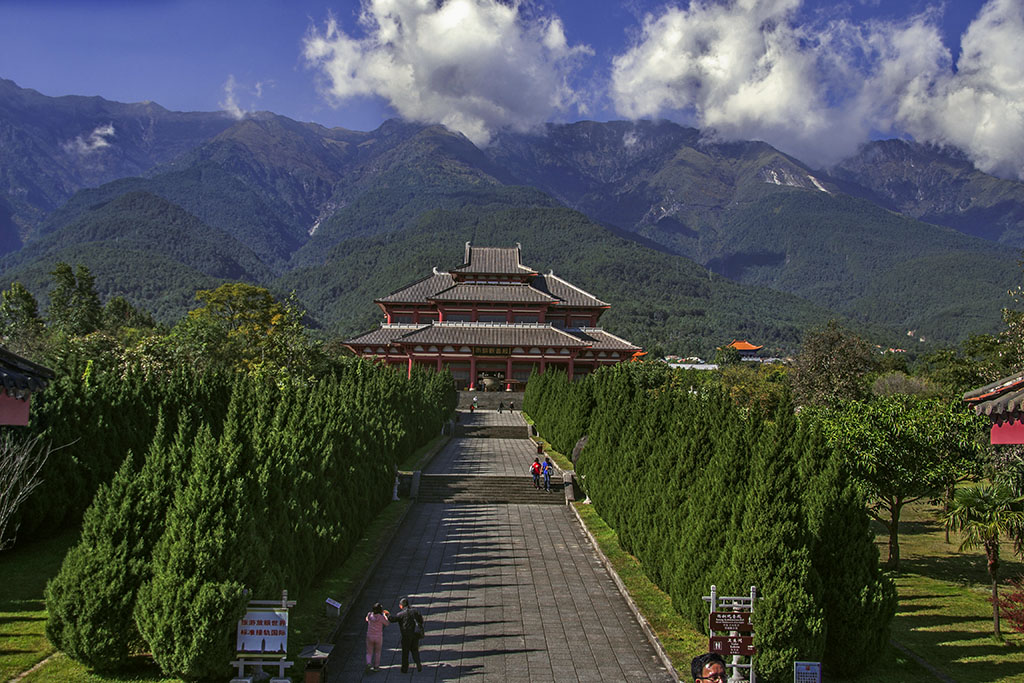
left=302, top=0, right=591, bottom=146
left=610, top=0, right=1024, bottom=178
left=63, top=123, right=116, bottom=156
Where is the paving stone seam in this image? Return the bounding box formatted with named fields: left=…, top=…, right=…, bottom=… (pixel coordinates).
left=568, top=502, right=681, bottom=683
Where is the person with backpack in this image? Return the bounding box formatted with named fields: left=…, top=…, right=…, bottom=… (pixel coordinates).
left=387, top=597, right=425, bottom=673
left=530, top=458, right=542, bottom=489
left=542, top=457, right=554, bottom=492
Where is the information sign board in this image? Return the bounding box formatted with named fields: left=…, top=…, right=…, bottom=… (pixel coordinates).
left=794, top=661, right=822, bottom=683
left=709, top=635, right=756, bottom=657
left=236, top=608, right=288, bottom=655
left=709, top=611, right=753, bottom=632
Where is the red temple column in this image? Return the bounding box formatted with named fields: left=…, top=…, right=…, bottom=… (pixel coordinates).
left=407, top=356, right=413, bottom=379
left=539, top=359, right=546, bottom=373
left=506, top=358, right=513, bottom=390
left=436, top=357, right=443, bottom=372
left=568, top=352, right=576, bottom=381
left=470, top=357, right=477, bottom=390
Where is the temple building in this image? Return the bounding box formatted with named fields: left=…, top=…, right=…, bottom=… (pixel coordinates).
left=345, top=243, right=641, bottom=389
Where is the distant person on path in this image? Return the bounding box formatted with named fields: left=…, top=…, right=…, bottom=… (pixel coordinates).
left=498, top=401, right=504, bottom=413
left=364, top=602, right=390, bottom=672
left=691, top=652, right=727, bottom=682
left=509, top=401, right=515, bottom=412
left=531, top=458, right=542, bottom=489
left=387, top=597, right=424, bottom=673
left=543, top=457, right=554, bottom=492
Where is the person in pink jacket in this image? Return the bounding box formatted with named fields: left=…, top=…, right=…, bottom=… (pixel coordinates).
left=365, top=602, right=390, bottom=672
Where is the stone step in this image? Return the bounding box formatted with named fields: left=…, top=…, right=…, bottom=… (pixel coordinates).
left=453, top=424, right=530, bottom=439
left=417, top=474, right=564, bottom=505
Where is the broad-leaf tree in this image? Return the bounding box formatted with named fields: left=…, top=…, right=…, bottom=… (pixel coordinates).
left=942, top=483, right=1024, bottom=638
left=822, top=395, right=985, bottom=569
left=790, top=320, right=876, bottom=408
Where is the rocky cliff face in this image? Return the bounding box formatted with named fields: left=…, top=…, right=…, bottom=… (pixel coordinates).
left=830, top=139, right=1024, bottom=245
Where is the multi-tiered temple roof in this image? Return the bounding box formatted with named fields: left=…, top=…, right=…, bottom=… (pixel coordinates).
left=346, top=244, right=640, bottom=389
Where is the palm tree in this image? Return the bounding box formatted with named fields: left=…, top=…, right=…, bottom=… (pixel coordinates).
left=942, top=483, right=1024, bottom=638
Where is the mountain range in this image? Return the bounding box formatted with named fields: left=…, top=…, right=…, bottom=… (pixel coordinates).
left=1, top=78, right=1020, bottom=356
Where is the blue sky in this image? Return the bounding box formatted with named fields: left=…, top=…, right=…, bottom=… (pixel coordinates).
left=1, top=0, right=1020, bottom=177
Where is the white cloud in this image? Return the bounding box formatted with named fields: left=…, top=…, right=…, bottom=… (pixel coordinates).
left=221, top=74, right=245, bottom=120
left=63, top=123, right=115, bottom=156
left=220, top=75, right=273, bottom=120
left=610, top=0, right=1024, bottom=179
left=302, top=0, right=592, bottom=146
left=882, top=0, right=1024, bottom=179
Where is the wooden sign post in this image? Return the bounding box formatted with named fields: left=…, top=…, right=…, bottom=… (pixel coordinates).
left=703, top=585, right=759, bottom=682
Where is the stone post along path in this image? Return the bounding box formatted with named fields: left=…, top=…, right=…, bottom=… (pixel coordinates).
left=327, top=409, right=675, bottom=681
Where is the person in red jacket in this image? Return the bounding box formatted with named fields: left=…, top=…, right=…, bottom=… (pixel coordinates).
left=530, top=458, right=541, bottom=489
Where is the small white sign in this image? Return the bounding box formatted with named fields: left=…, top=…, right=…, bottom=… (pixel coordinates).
left=236, top=608, right=288, bottom=654
left=794, top=661, right=821, bottom=683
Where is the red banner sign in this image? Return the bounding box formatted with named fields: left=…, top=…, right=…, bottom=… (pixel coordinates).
left=709, top=611, right=753, bottom=632
left=709, top=635, right=756, bottom=656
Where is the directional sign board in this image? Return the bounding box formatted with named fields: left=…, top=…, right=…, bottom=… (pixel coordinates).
left=709, top=635, right=756, bottom=657
left=709, top=611, right=753, bottom=632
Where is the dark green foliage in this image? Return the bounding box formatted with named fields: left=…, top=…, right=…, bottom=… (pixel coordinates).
left=45, top=355, right=453, bottom=676
left=528, top=363, right=894, bottom=678
left=47, top=262, right=102, bottom=336
left=790, top=320, right=877, bottom=408
left=799, top=426, right=896, bottom=672
left=44, top=416, right=193, bottom=670
left=134, top=423, right=252, bottom=679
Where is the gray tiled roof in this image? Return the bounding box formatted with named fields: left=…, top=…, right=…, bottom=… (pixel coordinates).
left=346, top=324, right=424, bottom=346
left=0, top=346, right=54, bottom=395
left=570, top=328, right=641, bottom=351
left=453, top=246, right=536, bottom=275
left=377, top=272, right=454, bottom=304
left=429, top=283, right=555, bottom=304
left=396, top=322, right=590, bottom=348
left=534, top=274, right=609, bottom=308
left=964, top=369, right=1024, bottom=420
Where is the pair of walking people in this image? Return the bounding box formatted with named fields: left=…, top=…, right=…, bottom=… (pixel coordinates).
left=364, top=597, right=425, bottom=674
left=530, top=456, right=554, bottom=491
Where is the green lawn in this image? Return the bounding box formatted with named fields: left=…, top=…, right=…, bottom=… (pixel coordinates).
left=0, top=531, right=78, bottom=682
left=882, top=501, right=1024, bottom=683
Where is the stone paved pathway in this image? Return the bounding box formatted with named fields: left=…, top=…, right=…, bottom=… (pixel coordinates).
left=326, top=411, right=674, bottom=682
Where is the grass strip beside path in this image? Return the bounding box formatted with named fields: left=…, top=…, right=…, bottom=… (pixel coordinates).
left=571, top=501, right=940, bottom=682
left=572, top=501, right=706, bottom=674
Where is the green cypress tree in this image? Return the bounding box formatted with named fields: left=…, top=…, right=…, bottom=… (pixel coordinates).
left=800, top=418, right=896, bottom=675
left=135, top=421, right=254, bottom=679
left=734, top=402, right=825, bottom=680
left=44, top=415, right=195, bottom=670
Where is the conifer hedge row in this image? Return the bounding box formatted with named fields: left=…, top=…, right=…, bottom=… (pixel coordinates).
left=524, top=364, right=894, bottom=680
left=45, top=360, right=455, bottom=678
left=13, top=363, right=234, bottom=539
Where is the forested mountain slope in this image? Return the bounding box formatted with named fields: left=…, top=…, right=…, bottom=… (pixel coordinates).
left=2, top=83, right=1021, bottom=349
left=0, top=79, right=232, bottom=249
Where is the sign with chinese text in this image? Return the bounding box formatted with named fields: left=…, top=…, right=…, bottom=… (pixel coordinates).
left=475, top=346, right=511, bottom=356
left=710, top=611, right=753, bottom=632
left=794, top=661, right=821, bottom=682
left=236, top=608, right=288, bottom=654
left=709, top=635, right=756, bottom=656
